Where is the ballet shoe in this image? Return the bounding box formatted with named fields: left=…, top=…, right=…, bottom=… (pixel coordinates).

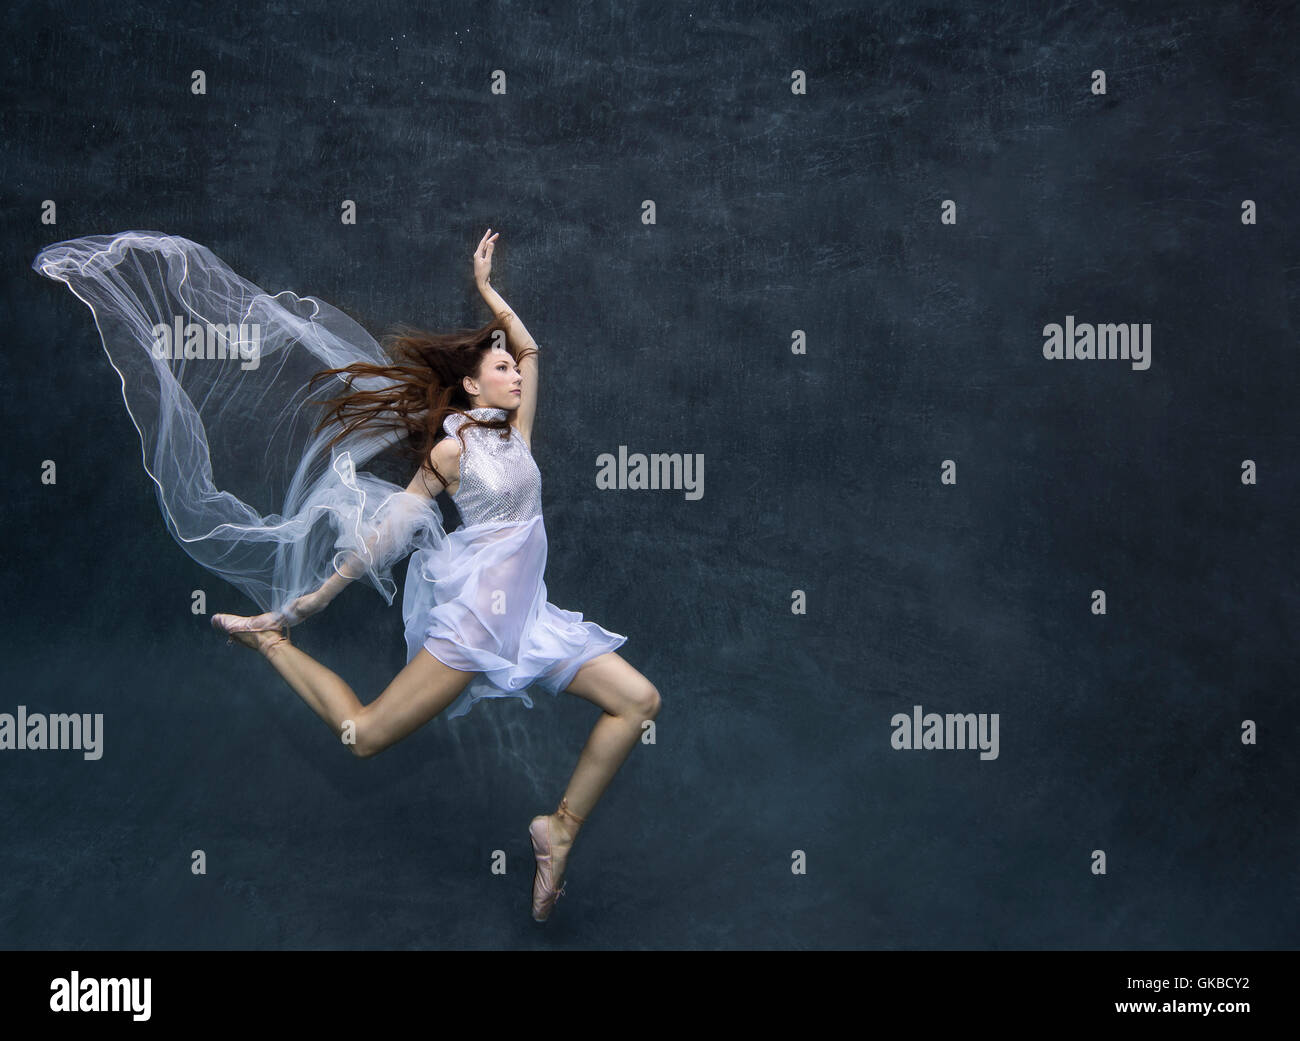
left=211, top=612, right=290, bottom=653
left=529, top=797, right=586, bottom=922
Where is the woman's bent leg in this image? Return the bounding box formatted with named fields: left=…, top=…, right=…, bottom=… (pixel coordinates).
left=254, top=636, right=476, bottom=757
left=558, top=651, right=662, bottom=822
left=530, top=651, right=659, bottom=905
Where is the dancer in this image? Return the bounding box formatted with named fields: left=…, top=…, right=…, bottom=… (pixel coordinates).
left=34, top=228, right=659, bottom=921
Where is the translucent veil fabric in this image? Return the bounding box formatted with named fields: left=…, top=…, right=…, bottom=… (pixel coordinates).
left=31, top=230, right=446, bottom=617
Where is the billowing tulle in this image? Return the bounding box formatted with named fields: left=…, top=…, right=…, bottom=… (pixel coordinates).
left=31, top=230, right=444, bottom=612
left=33, top=230, right=625, bottom=719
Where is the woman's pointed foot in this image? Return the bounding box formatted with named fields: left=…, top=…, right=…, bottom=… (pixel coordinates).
left=528, top=798, right=584, bottom=922
left=211, top=613, right=290, bottom=654
left=529, top=815, right=570, bottom=921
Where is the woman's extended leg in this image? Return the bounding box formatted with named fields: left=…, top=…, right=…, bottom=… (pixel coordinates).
left=532, top=652, right=661, bottom=904
left=214, top=619, right=476, bottom=757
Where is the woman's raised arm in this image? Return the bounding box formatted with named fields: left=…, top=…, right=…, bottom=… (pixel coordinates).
left=474, top=228, right=539, bottom=444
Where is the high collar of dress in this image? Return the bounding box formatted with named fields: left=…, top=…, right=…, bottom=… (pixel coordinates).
left=466, top=407, right=508, bottom=421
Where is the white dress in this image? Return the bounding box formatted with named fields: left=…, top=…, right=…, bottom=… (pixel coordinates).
left=30, top=230, right=624, bottom=720
left=402, top=406, right=626, bottom=719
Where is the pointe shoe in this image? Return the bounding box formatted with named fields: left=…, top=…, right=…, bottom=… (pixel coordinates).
left=529, top=797, right=586, bottom=922
left=211, top=612, right=290, bottom=653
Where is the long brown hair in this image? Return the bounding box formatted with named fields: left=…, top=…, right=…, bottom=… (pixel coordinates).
left=306, top=314, right=537, bottom=489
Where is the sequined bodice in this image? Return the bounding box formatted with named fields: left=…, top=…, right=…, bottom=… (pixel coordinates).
left=442, top=407, right=543, bottom=525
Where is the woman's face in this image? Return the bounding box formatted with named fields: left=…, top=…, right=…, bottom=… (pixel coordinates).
left=466, top=345, right=522, bottom=410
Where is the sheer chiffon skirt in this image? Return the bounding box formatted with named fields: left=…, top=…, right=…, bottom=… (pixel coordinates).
left=401, top=514, right=627, bottom=720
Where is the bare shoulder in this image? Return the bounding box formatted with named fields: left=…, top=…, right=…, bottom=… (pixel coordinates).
left=433, top=433, right=463, bottom=461
left=425, top=435, right=462, bottom=494
left=433, top=434, right=462, bottom=468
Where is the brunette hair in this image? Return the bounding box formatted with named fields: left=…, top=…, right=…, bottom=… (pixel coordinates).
left=306, top=314, right=537, bottom=489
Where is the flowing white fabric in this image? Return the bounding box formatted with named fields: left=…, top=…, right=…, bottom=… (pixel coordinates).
left=402, top=410, right=626, bottom=719
left=32, top=230, right=442, bottom=611
left=33, top=230, right=625, bottom=720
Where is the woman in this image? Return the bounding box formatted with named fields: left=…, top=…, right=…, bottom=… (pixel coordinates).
left=34, top=227, right=659, bottom=922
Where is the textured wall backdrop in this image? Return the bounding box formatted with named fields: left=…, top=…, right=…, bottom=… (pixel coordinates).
left=1, top=0, right=1296, bottom=949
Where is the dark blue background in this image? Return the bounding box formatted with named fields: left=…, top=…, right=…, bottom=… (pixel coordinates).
left=2, top=0, right=1296, bottom=949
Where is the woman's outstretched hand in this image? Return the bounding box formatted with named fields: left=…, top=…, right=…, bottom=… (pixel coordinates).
left=474, top=227, right=499, bottom=287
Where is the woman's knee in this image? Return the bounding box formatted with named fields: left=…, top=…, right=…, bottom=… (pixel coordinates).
left=346, top=653, right=477, bottom=759
left=627, top=679, right=661, bottom=720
